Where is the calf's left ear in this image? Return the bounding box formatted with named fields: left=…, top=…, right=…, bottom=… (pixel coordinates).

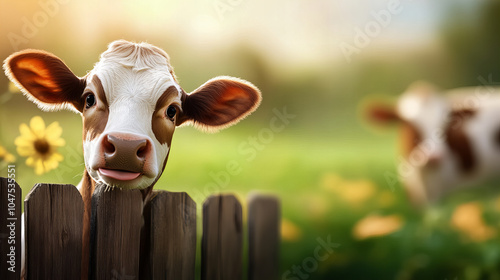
left=177, top=76, right=262, bottom=132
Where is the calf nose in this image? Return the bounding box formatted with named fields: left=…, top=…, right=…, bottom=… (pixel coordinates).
left=102, top=134, right=150, bottom=171
left=425, top=152, right=442, bottom=168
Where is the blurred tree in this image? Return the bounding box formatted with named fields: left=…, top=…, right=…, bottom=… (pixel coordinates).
left=441, top=0, right=500, bottom=86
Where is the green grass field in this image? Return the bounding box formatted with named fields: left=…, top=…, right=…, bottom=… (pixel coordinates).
left=2, top=92, right=500, bottom=280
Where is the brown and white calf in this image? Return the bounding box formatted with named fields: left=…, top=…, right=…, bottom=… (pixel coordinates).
left=4, top=40, right=261, bottom=278
left=368, top=81, right=500, bottom=206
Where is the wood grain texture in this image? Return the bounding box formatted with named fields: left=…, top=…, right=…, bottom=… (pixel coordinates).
left=0, top=177, right=21, bottom=280
left=89, top=185, right=143, bottom=280
left=201, top=195, right=242, bottom=280
left=149, top=191, right=197, bottom=280
left=24, top=183, right=83, bottom=280
left=247, top=194, right=281, bottom=280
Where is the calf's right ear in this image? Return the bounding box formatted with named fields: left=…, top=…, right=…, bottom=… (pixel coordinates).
left=177, top=76, right=262, bottom=132
left=3, top=50, right=86, bottom=112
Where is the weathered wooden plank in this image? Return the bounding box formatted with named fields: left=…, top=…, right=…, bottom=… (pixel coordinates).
left=24, top=183, right=83, bottom=280
left=248, top=194, right=281, bottom=280
left=148, top=191, right=196, bottom=280
left=201, top=194, right=242, bottom=280
left=89, top=185, right=143, bottom=280
left=0, top=177, right=21, bottom=280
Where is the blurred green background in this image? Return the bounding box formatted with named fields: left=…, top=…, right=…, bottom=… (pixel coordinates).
left=1, top=0, right=500, bottom=279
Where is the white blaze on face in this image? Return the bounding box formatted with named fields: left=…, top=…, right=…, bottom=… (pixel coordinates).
left=395, top=85, right=456, bottom=204
left=397, top=88, right=450, bottom=167
left=82, top=42, right=182, bottom=189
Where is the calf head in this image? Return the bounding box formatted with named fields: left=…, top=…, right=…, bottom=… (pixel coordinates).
left=4, top=40, right=261, bottom=190
left=368, top=82, right=449, bottom=164
left=367, top=81, right=476, bottom=205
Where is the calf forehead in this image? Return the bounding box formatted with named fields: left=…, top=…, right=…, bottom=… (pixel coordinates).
left=98, top=68, right=180, bottom=106
left=397, top=94, right=448, bottom=128
left=92, top=41, right=182, bottom=105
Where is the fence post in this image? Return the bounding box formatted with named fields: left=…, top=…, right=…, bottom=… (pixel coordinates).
left=248, top=194, right=281, bottom=280
left=24, top=183, right=83, bottom=280
left=89, top=185, right=143, bottom=280
left=147, top=191, right=197, bottom=280
left=0, top=177, right=21, bottom=280
left=201, top=194, right=242, bottom=280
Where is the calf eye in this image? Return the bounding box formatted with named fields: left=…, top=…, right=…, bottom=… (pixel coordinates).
left=85, top=93, right=96, bottom=109
left=166, top=105, right=177, bottom=120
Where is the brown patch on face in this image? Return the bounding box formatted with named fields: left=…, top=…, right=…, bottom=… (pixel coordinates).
left=152, top=86, right=179, bottom=145
left=92, top=76, right=108, bottom=108
left=399, top=121, right=422, bottom=158
left=82, top=76, right=109, bottom=141
left=445, top=109, right=477, bottom=172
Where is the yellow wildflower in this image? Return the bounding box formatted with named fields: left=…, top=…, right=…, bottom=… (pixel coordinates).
left=339, top=180, right=376, bottom=206
left=353, top=214, right=403, bottom=240
left=321, top=173, right=376, bottom=207
left=451, top=202, right=496, bottom=242
left=15, top=116, right=65, bottom=175
left=281, top=218, right=302, bottom=242
left=0, top=145, right=16, bottom=163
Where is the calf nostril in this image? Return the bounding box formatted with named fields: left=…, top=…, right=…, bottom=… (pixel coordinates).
left=136, top=141, right=148, bottom=159
left=103, top=135, right=116, bottom=155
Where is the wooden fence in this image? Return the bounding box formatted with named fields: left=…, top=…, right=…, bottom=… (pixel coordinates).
left=0, top=177, right=280, bottom=280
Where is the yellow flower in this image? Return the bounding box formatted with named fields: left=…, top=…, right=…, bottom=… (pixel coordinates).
left=322, top=173, right=376, bottom=207
left=15, top=116, right=65, bottom=175
left=0, top=145, right=16, bottom=163
left=281, top=218, right=302, bottom=242
left=451, top=202, right=496, bottom=242
left=339, top=180, right=376, bottom=206
left=353, top=214, right=403, bottom=240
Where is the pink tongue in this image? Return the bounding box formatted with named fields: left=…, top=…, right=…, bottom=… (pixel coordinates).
left=99, top=168, right=140, bottom=181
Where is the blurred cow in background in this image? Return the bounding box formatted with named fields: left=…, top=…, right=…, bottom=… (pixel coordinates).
left=367, top=81, right=500, bottom=206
